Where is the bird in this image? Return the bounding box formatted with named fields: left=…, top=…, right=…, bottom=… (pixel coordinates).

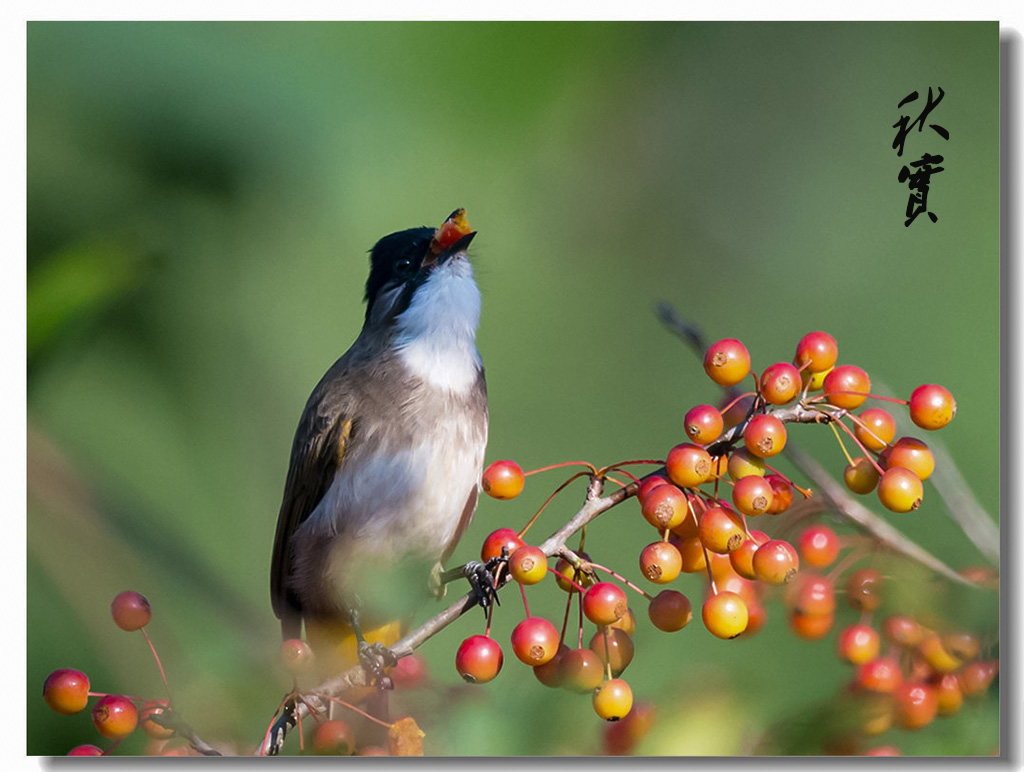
left=270, top=209, right=488, bottom=681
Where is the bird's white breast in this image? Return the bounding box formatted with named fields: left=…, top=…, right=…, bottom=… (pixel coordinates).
left=394, top=256, right=482, bottom=395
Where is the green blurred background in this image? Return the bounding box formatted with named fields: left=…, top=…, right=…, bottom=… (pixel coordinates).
left=27, top=21, right=999, bottom=756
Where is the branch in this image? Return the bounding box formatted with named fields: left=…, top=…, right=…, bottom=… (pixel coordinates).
left=258, top=473, right=638, bottom=755
left=786, top=445, right=984, bottom=588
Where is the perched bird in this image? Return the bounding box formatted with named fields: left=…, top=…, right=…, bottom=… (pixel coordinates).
left=270, top=209, right=488, bottom=677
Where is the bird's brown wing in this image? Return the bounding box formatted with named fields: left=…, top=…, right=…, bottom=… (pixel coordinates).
left=270, top=362, right=354, bottom=639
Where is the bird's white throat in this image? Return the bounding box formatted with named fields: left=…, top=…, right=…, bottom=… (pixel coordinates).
left=395, top=258, right=482, bottom=394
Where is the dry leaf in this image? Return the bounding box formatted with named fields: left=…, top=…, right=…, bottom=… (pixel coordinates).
left=387, top=716, right=425, bottom=756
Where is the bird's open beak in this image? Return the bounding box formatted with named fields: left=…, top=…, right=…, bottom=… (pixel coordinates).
left=424, top=208, right=474, bottom=267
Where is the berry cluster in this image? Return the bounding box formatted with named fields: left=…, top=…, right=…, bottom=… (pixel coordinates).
left=42, top=591, right=183, bottom=756
left=470, top=331, right=990, bottom=754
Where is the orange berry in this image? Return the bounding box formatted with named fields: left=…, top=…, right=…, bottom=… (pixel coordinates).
left=683, top=404, right=724, bottom=445
left=886, top=436, right=935, bottom=481
left=508, top=545, right=548, bottom=585
left=823, top=364, right=871, bottom=410
left=665, top=443, right=713, bottom=488
left=743, top=413, right=787, bottom=458
left=43, top=668, right=90, bottom=715
left=592, top=678, right=633, bottom=721
left=854, top=407, right=896, bottom=452
left=877, top=467, right=924, bottom=512
left=639, top=541, right=682, bottom=584
left=703, top=338, right=751, bottom=387
left=701, top=591, right=749, bottom=639
left=909, top=384, right=957, bottom=430
left=481, top=459, right=525, bottom=499
left=794, top=331, right=838, bottom=373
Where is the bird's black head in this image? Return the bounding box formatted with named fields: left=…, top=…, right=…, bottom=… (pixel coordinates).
left=362, top=216, right=476, bottom=325
left=363, top=226, right=434, bottom=322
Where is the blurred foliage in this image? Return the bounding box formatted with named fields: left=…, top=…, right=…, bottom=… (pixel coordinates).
left=27, top=21, right=999, bottom=756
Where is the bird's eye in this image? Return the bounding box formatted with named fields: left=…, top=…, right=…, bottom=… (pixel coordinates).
left=395, top=258, right=413, bottom=273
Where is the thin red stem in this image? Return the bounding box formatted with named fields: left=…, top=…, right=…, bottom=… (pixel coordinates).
left=524, top=461, right=597, bottom=477
left=141, top=627, right=172, bottom=703
left=586, top=561, right=652, bottom=601
left=518, top=471, right=591, bottom=540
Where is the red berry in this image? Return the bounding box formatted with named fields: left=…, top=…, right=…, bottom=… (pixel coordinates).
left=752, top=539, right=799, bottom=585
left=837, top=623, right=881, bottom=665
left=893, top=681, right=939, bottom=730
left=882, top=614, right=924, bottom=647
left=455, top=635, right=503, bottom=684
left=638, top=541, right=682, bottom=584
left=698, top=506, right=747, bottom=554
left=43, top=668, right=90, bottom=715
left=533, top=644, right=569, bottom=688
left=731, top=474, right=773, bottom=516
left=743, top=413, right=787, bottom=458
left=909, top=384, right=957, bottom=430
left=67, top=745, right=104, bottom=756
left=647, top=589, right=692, bottom=632
left=863, top=746, right=902, bottom=756
left=559, top=648, right=605, bottom=694
left=846, top=568, right=883, bottom=612
left=590, top=628, right=635, bottom=677
left=390, top=653, right=429, bottom=689
left=636, top=474, right=671, bottom=504
left=510, top=617, right=560, bottom=667
left=759, top=362, right=801, bottom=405
left=480, top=528, right=524, bottom=562
left=481, top=459, right=525, bottom=500
left=789, top=609, right=834, bottom=640
left=313, top=719, right=356, bottom=755
left=508, top=545, right=548, bottom=585
left=602, top=701, right=656, bottom=755
left=764, top=474, right=794, bottom=514
left=683, top=404, right=724, bottom=445
left=673, top=535, right=709, bottom=574
left=854, top=407, right=896, bottom=452
left=583, top=582, right=629, bottom=626
left=877, top=466, right=924, bottom=512
left=640, top=483, right=689, bottom=530
left=886, top=436, right=935, bottom=481
left=855, top=657, right=903, bottom=693
left=140, top=699, right=174, bottom=740
left=592, top=678, right=634, bottom=721
left=787, top=573, right=836, bottom=617
left=796, top=524, right=840, bottom=568
left=703, top=338, right=751, bottom=387
left=823, top=364, right=871, bottom=410
left=729, top=529, right=769, bottom=580
left=280, top=638, right=315, bottom=677
left=702, top=591, right=749, bottom=639
left=111, top=590, right=151, bottom=631
left=665, top=443, right=713, bottom=489
left=92, top=694, right=139, bottom=740
left=959, top=660, right=998, bottom=697
left=794, top=331, right=838, bottom=373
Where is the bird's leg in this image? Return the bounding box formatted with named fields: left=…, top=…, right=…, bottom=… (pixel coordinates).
left=438, top=550, right=508, bottom=617
left=350, top=609, right=397, bottom=692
